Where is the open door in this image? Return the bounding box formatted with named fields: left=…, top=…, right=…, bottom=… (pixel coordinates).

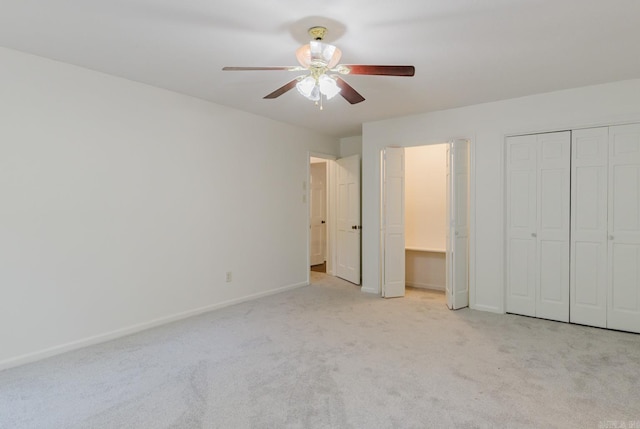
left=381, top=147, right=405, bottom=298
left=446, top=139, right=470, bottom=309
left=336, top=155, right=361, bottom=284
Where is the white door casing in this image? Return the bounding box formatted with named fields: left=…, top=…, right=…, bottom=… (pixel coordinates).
left=309, top=162, right=326, bottom=266
left=381, top=147, right=405, bottom=298
left=336, top=155, right=361, bottom=285
left=446, top=139, right=470, bottom=310
left=608, top=123, right=640, bottom=333
left=571, top=127, right=609, bottom=328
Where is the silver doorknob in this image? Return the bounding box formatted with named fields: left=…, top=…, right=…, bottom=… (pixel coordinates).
left=531, top=232, right=537, bottom=237
left=609, top=235, right=614, bottom=240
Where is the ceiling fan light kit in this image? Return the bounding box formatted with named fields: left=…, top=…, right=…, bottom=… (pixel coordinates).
left=295, top=41, right=342, bottom=69
left=222, top=26, right=415, bottom=108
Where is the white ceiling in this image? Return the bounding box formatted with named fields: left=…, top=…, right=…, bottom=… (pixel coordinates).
left=2, top=0, right=640, bottom=138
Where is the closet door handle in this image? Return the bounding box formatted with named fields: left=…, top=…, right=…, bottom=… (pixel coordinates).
left=609, top=235, right=614, bottom=241
left=531, top=232, right=537, bottom=238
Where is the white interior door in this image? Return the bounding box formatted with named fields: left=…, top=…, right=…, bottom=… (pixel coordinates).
left=336, top=155, right=361, bottom=285
left=446, top=139, right=470, bottom=309
left=506, top=134, right=538, bottom=317
left=506, top=132, right=570, bottom=321
left=382, top=147, right=405, bottom=298
left=309, top=162, right=326, bottom=266
left=608, top=123, right=640, bottom=333
left=536, top=132, right=571, bottom=322
left=571, top=127, right=609, bottom=328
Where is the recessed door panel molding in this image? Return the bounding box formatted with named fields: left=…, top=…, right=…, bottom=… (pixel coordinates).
left=608, top=124, right=640, bottom=333
left=571, top=127, right=608, bottom=328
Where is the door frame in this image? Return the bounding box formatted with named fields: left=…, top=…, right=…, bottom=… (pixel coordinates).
left=378, top=137, right=475, bottom=306
left=307, top=152, right=337, bottom=284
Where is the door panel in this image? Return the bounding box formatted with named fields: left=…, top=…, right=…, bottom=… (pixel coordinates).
left=539, top=240, right=564, bottom=301
left=447, top=139, right=470, bottom=309
left=506, top=135, right=537, bottom=317
left=336, top=155, right=361, bottom=284
left=571, top=127, right=608, bottom=327
left=382, top=147, right=405, bottom=298
left=506, top=132, right=569, bottom=321
left=536, top=132, right=570, bottom=322
left=608, top=124, right=640, bottom=333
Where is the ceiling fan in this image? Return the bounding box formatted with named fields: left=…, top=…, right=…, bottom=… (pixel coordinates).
left=222, top=26, right=415, bottom=108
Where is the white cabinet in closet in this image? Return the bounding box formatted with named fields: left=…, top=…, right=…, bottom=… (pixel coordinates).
left=506, top=131, right=571, bottom=322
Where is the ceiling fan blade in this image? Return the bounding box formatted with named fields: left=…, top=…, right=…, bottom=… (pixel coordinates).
left=337, top=65, right=415, bottom=77
left=222, top=66, right=303, bottom=72
left=335, top=78, right=365, bottom=104
left=263, top=79, right=299, bottom=99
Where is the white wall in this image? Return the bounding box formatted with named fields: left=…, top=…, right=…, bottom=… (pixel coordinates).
left=362, top=78, right=640, bottom=312
left=339, top=135, right=362, bottom=158
left=405, top=250, right=446, bottom=291
left=0, top=47, right=339, bottom=369
left=405, top=144, right=447, bottom=251
left=404, top=144, right=448, bottom=291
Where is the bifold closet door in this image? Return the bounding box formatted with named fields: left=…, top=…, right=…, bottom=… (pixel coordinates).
left=506, top=131, right=570, bottom=322
left=571, top=128, right=609, bottom=328
left=506, top=134, right=537, bottom=317
left=608, top=124, right=640, bottom=333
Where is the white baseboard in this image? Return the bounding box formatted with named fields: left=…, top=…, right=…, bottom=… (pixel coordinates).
left=406, top=281, right=445, bottom=291
left=0, top=281, right=308, bottom=372
left=471, top=304, right=503, bottom=314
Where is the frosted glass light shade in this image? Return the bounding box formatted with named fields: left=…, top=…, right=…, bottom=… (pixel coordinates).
left=296, top=41, right=342, bottom=68
left=296, top=76, right=320, bottom=101
left=295, top=45, right=311, bottom=68
left=318, top=75, right=341, bottom=99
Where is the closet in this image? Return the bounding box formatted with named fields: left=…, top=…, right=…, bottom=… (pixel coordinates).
left=506, top=123, right=640, bottom=334
left=404, top=144, right=448, bottom=293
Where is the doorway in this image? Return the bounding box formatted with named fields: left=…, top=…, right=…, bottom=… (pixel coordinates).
left=405, top=144, right=448, bottom=294
left=380, top=140, right=471, bottom=309
left=307, top=153, right=362, bottom=285
left=310, top=157, right=328, bottom=273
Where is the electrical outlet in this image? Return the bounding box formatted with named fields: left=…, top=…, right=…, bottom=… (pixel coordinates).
left=225, top=271, right=232, bottom=282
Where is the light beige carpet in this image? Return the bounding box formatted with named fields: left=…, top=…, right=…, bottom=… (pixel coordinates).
left=1, top=272, right=639, bottom=428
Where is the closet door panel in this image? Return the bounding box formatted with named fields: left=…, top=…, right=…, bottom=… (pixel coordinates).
left=536, top=132, right=571, bottom=322
left=608, top=124, right=640, bottom=333
left=571, top=128, right=608, bottom=328
left=506, top=135, right=537, bottom=317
